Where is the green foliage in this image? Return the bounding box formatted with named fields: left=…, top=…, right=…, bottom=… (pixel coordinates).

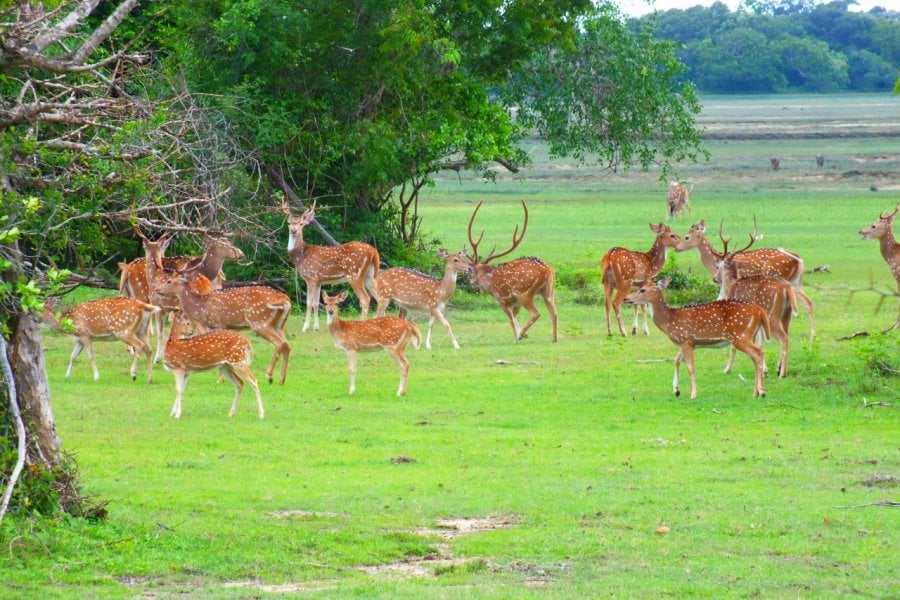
left=638, top=2, right=900, bottom=93
left=656, top=253, right=719, bottom=306
left=852, top=332, right=899, bottom=382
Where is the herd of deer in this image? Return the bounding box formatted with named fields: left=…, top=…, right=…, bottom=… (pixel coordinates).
left=42, top=195, right=899, bottom=415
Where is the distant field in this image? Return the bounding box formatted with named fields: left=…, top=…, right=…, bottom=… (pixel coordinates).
left=3, top=94, right=897, bottom=599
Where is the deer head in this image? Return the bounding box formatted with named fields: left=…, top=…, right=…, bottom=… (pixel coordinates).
left=466, top=200, right=528, bottom=287
left=860, top=205, right=898, bottom=241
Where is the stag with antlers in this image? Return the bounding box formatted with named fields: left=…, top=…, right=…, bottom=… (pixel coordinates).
left=860, top=206, right=900, bottom=332
left=466, top=200, right=558, bottom=343
left=715, top=233, right=798, bottom=378
left=601, top=223, right=682, bottom=337
left=625, top=278, right=770, bottom=399
left=676, top=218, right=815, bottom=337
left=283, top=202, right=381, bottom=332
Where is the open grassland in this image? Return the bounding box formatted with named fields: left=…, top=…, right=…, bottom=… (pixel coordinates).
left=2, top=94, right=898, bottom=598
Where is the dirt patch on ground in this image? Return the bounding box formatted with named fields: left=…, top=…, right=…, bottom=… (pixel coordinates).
left=267, top=509, right=350, bottom=519
left=861, top=474, right=899, bottom=488
left=222, top=579, right=338, bottom=593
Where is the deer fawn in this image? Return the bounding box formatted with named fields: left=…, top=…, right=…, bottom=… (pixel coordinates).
left=666, top=182, right=692, bottom=220
left=283, top=201, right=381, bottom=332
left=374, top=248, right=469, bottom=349
left=625, top=278, right=770, bottom=399
left=154, top=267, right=292, bottom=384
left=43, top=297, right=161, bottom=383
left=676, top=219, right=815, bottom=336
left=860, top=205, right=900, bottom=332
left=715, top=233, right=798, bottom=378
left=466, top=200, right=558, bottom=343
left=322, top=290, right=421, bottom=396
left=162, top=311, right=264, bottom=419
left=601, top=223, right=682, bottom=337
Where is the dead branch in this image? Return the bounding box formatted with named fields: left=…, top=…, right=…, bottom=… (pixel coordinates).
left=833, top=501, right=899, bottom=509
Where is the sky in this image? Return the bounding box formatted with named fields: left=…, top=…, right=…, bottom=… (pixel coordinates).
left=616, top=0, right=894, bottom=18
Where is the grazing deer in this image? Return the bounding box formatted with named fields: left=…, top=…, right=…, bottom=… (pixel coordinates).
left=162, top=311, right=264, bottom=419
left=715, top=234, right=798, bottom=378
left=625, top=278, right=770, bottom=399
left=42, top=297, right=160, bottom=383
left=601, top=223, right=682, bottom=337
left=375, top=248, right=469, bottom=349
left=283, top=201, right=381, bottom=332
left=816, top=155, right=825, bottom=168
left=676, top=219, right=815, bottom=336
left=154, top=267, right=292, bottom=384
left=770, top=157, right=780, bottom=171
left=466, top=200, right=558, bottom=343
left=860, top=206, right=900, bottom=332
left=666, top=181, right=693, bottom=220
left=322, top=290, right=421, bottom=396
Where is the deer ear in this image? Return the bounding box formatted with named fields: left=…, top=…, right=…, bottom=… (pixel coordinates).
left=657, top=278, right=672, bottom=290
left=649, top=223, right=659, bottom=232
left=697, top=220, right=705, bottom=231
left=320, top=290, right=329, bottom=302
left=338, top=291, right=349, bottom=302
left=438, top=249, right=448, bottom=258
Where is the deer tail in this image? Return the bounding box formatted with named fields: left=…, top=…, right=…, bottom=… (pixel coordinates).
left=365, top=252, right=380, bottom=301
left=758, top=307, right=771, bottom=341
left=600, top=252, right=613, bottom=287
left=785, top=285, right=799, bottom=317
left=118, top=262, right=131, bottom=297
left=409, top=323, right=422, bottom=350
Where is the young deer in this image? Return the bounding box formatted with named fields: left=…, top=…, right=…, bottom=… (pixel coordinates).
left=154, top=267, right=292, bottom=384
left=43, top=297, right=161, bottom=382
left=162, top=311, right=264, bottom=419
left=624, top=278, right=770, bottom=399
left=860, top=206, right=900, bottom=332
left=715, top=234, right=798, bottom=378
left=283, top=202, right=381, bottom=332
left=322, top=290, right=421, bottom=396
left=601, top=223, right=682, bottom=337
left=676, top=219, right=815, bottom=336
left=666, top=181, right=692, bottom=220
left=466, top=200, right=558, bottom=343
left=374, top=248, right=469, bottom=349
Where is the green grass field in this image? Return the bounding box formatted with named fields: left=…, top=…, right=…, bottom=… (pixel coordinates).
left=2, top=94, right=898, bottom=598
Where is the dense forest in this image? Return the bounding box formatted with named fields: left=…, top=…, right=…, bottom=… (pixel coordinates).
left=632, top=0, right=899, bottom=93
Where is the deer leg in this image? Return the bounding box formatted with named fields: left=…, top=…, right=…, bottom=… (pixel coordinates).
left=387, top=347, right=410, bottom=396
left=631, top=305, right=639, bottom=335
left=794, top=287, right=816, bottom=338
left=153, top=311, right=165, bottom=363
left=349, top=278, right=371, bottom=321
left=66, top=337, right=84, bottom=378
left=542, top=293, right=559, bottom=343
left=501, top=305, right=522, bottom=341
left=775, top=314, right=790, bottom=378
left=432, top=308, right=460, bottom=349
left=233, top=364, right=264, bottom=418
left=680, top=345, right=698, bottom=399
left=375, top=295, right=390, bottom=318
left=603, top=277, right=615, bottom=336
left=171, top=371, right=188, bottom=418
left=220, top=366, right=244, bottom=417
left=611, top=279, right=629, bottom=337
left=302, top=280, right=318, bottom=332
left=672, top=349, right=683, bottom=397
left=733, top=339, right=766, bottom=397
left=347, top=350, right=358, bottom=395
left=517, top=296, right=542, bottom=341
left=82, top=337, right=100, bottom=381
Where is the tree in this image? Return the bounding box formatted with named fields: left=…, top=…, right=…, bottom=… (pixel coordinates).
left=172, top=1, right=705, bottom=247
left=777, top=36, right=850, bottom=91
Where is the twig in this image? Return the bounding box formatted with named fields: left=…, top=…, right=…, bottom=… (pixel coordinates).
left=863, top=399, right=894, bottom=408
left=0, top=336, right=26, bottom=525
left=837, top=331, right=869, bottom=341
left=810, top=264, right=830, bottom=274
left=636, top=358, right=673, bottom=364
left=833, top=501, right=899, bottom=509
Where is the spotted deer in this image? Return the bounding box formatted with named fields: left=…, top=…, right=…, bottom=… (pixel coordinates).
left=42, top=297, right=161, bottom=383
left=860, top=206, right=900, bottom=332
left=374, top=248, right=469, bottom=349
left=283, top=201, right=381, bottom=332
left=676, top=219, right=815, bottom=337
left=154, top=267, right=292, bottom=384
left=466, top=200, right=558, bottom=343
left=322, top=290, right=422, bottom=396
left=666, top=181, right=692, bottom=220
left=601, top=223, right=682, bottom=337
left=162, top=311, right=264, bottom=419
left=715, top=234, right=798, bottom=378
left=625, top=278, right=770, bottom=399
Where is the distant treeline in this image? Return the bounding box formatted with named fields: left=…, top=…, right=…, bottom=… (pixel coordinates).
left=630, top=1, right=899, bottom=93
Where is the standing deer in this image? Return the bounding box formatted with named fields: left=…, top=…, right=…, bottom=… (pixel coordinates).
left=715, top=234, right=798, bottom=378
left=322, top=290, right=421, bottom=396
left=162, top=311, right=264, bottom=419
left=625, top=278, right=770, bottom=399
left=283, top=202, right=381, bottom=332
left=601, top=223, right=682, bottom=337
left=466, top=200, right=558, bottom=343
left=42, top=297, right=160, bottom=383
left=676, top=219, right=815, bottom=336
left=860, top=206, right=900, bottom=332
left=666, top=181, right=693, bottom=220
left=375, top=248, right=469, bottom=349
left=154, top=267, right=292, bottom=384
left=125, top=228, right=244, bottom=362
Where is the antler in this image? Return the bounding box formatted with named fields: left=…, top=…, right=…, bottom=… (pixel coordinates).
left=881, top=205, right=899, bottom=220
left=718, top=218, right=731, bottom=253
left=469, top=200, right=528, bottom=264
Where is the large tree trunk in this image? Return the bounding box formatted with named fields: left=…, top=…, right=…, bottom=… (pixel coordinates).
left=8, top=314, right=59, bottom=466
